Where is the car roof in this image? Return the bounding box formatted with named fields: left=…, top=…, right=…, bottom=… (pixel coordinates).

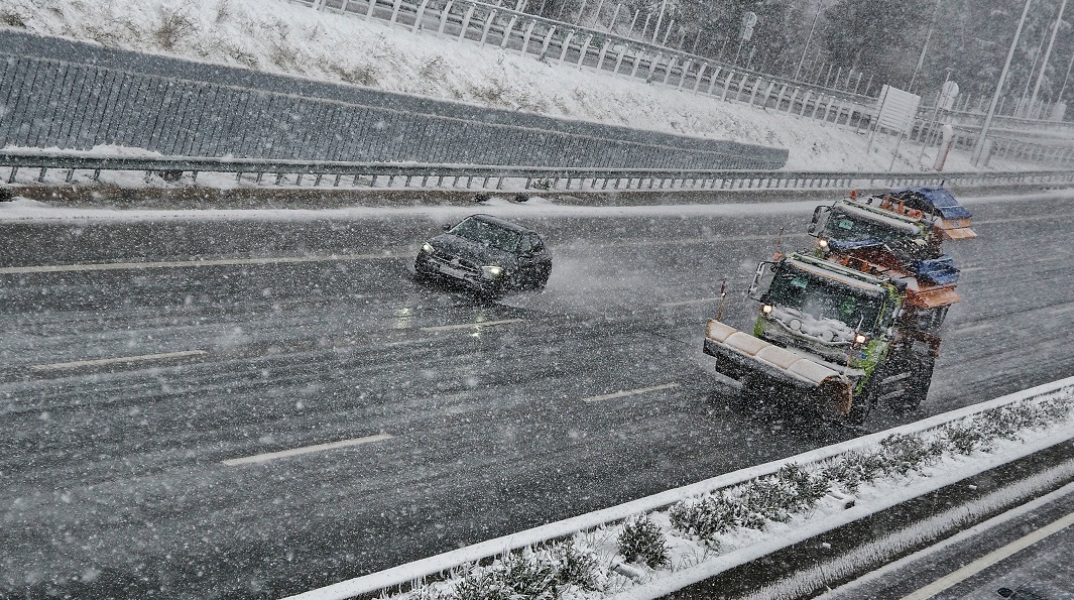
left=466, top=214, right=536, bottom=234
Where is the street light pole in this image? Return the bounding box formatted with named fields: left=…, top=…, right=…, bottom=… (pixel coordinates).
left=1030, top=0, right=1068, bottom=110
left=909, top=0, right=942, bottom=93
left=971, top=0, right=1034, bottom=167
left=793, top=7, right=822, bottom=81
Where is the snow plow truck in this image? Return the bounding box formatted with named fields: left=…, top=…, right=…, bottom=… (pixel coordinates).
left=703, top=186, right=975, bottom=423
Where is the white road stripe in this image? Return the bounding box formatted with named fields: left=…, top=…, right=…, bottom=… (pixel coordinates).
left=581, top=382, right=680, bottom=403
left=29, top=350, right=207, bottom=372
left=1049, top=303, right=1074, bottom=316
left=222, top=433, right=394, bottom=466
left=0, top=253, right=400, bottom=275
left=900, top=510, right=1074, bottom=600
left=660, top=297, right=718, bottom=308
left=420, top=318, right=526, bottom=332
left=954, top=323, right=993, bottom=335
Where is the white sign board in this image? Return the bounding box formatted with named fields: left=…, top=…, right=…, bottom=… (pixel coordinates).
left=939, top=81, right=959, bottom=111
left=875, top=85, right=921, bottom=134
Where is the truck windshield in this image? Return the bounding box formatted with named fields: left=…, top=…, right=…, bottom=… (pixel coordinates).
left=825, top=208, right=913, bottom=244
left=765, top=266, right=886, bottom=333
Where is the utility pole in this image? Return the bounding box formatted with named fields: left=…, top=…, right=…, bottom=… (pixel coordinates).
left=972, top=0, right=1034, bottom=167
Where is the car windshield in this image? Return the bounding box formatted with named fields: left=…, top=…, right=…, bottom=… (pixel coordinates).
left=449, top=218, right=521, bottom=252
left=765, top=266, right=886, bottom=333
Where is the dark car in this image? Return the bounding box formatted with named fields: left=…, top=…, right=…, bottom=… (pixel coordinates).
left=414, top=214, right=552, bottom=297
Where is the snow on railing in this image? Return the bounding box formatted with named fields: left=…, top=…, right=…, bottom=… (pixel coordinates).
left=3, top=150, right=1074, bottom=194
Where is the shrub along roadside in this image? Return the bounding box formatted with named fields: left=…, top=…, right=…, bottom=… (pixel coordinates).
left=399, top=390, right=1074, bottom=600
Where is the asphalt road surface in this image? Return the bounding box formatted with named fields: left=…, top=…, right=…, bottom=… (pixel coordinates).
left=2, top=190, right=1074, bottom=598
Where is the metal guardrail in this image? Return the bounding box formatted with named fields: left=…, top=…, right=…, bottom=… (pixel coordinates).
left=283, top=376, right=1074, bottom=600
left=4, top=152, right=1074, bottom=193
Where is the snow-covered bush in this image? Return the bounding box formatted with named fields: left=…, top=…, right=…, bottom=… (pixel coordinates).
left=878, top=433, right=945, bottom=477
left=669, top=492, right=751, bottom=545
left=410, top=541, right=605, bottom=600
left=617, top=515, right=669, bottom=568
left=823, top=449, right=886, bottom=493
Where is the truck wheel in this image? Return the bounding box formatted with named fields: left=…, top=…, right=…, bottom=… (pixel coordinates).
left=845, top=391, right=874, bottom=425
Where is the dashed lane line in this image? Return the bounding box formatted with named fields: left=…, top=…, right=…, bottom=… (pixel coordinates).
left=420, top=318, right=526, bottom=332
left=659, top=297, right=718, bottom=308
left=29, top=350, right=207, bottom=372
left=0, top=253, right=402, bottom=275
left=581, top=382, right=680, bottom=403
left=222, top=433, right=394, bottom=466
left=900, top=509, right=1074, bottom=600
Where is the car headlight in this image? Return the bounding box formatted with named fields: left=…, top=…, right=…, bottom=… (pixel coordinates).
left=761, top=304, right=773, bottom=315
left=421, top=243, right=435, bottom=254
left=854, top=333, right=868, bottom=345
left=481, top=265, right=504, bottom=279
left=817, top=238, right=829, bottom=250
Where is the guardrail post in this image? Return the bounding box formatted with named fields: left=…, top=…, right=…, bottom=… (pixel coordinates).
left=558, top=30, right=576, bottom=63
left=662, top=55, right=676, bottom=85
left=691, top=62, right=706, bottom=93
left=459, top=5, right=476, bottom=39
left=576, top=34, right=594, bottom=68
left=595, top=40, right=611, bottom=71
left=629, top=51, right=644, bottom=78
left=538, top=25, right=556, bottom=56
left=365, top=0, right=376, bottom=19
left=389, top=0, right=403, bottom=23
left=436, top=0, right=455, bottom=34
left=720, top=71, right=735, bottom=101
left=787, top=88, right=799, bottom=114
left=519, top=20, right=536, bottom=54
left=612, top=45, right=627, bottom=76
left=412, top=0, right=432, bottom=32
left=499, top=15, right=518, bottom=47
left=705, top=67, right=720, bottom=95
left=479, top=9, right=497, bottom=45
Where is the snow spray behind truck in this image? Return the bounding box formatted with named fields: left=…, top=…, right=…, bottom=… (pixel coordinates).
left=703, top=187, right=975, bottom=423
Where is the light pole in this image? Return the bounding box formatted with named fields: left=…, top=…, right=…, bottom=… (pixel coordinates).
left=1030, top=0, right=1068, bottom=111
left=793, top=7, right=822, bottom=81
left=972, top=0, right=1034, bottom=167
left=909, top=0, right=942, bottom=93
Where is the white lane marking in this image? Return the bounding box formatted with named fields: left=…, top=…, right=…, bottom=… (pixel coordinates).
left=954, top=323, right=993, bottom=335
left=222, top=433, right=394, bottom=466
left=0, top=253, right=401, bottom=275
left=660, top=297, right=718, bottom=308
left=582, top=382, right=680, bottom=403
left=420, top=318, right=526, bottom=332
left=1049, top=303, right=1074, bottom=315
left=29, top=350, right=207, bottom=372
left=900, top=510, right=1074, bottom=600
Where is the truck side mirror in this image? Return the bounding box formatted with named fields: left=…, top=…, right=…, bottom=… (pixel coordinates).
left=807, top=206, right=830, bottom=237
left=747, top=261, right=775, bottom=301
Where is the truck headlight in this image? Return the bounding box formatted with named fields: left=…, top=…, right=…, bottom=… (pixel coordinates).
left=761, top=304, right=773, bottom=315
left=817, top=238, right=829, bottom=250
left=482, top=265, right=504, bottom=278
left=421, top=243, right=435, bottom=254
left=854, top=333, right=868, bottom=345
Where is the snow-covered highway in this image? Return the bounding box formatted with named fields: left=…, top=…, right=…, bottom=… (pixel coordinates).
left=2, top=189, right=1074, bottom=598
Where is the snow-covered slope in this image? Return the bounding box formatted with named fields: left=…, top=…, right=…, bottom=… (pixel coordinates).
left=0, top=0, right=1033, bottom=172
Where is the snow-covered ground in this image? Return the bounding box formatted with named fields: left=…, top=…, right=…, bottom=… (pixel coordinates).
left=0, top=0, right=1040, bottom=173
